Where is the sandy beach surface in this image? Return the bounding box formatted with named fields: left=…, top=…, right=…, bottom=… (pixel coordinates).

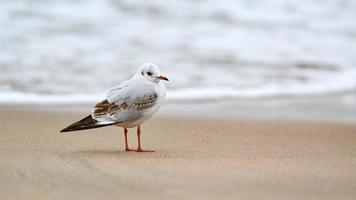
left=0, top=107, right=355, bottom=200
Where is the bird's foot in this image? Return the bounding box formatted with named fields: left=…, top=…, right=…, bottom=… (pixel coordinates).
left=136, top=147, right=155, bottom=152
left=125, top=148, right=135, bottom=152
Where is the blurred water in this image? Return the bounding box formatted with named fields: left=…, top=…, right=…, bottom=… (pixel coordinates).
left=0, top=0, right=356, bottom=104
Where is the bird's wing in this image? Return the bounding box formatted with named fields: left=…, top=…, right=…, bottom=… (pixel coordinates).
left=91, top=79, right=158, bottom=122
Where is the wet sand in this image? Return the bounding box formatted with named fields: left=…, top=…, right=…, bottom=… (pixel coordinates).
left=0, top=107, right=355, bottom=200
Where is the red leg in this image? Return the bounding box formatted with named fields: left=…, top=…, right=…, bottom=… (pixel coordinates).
left=124, top=128, right=134, bottom=151
left=136, top=126, right=154, bottom=152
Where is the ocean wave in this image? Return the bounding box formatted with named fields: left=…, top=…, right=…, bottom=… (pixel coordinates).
left=1, top=79, right=355, bottom=105
left=1, top=0, right=356, bottom=105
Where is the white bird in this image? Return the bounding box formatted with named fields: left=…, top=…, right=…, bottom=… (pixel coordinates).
left=60, top=63, right=169, bottom=152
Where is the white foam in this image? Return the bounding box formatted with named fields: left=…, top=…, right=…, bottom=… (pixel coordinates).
left=1, top=70, right=355, bottom=105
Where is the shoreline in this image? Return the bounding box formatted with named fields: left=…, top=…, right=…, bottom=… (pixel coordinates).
left=1, top=90, right=355, bottom=124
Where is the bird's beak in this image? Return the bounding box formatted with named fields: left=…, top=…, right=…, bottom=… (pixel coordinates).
left=156, top=75, right=169, bottom=81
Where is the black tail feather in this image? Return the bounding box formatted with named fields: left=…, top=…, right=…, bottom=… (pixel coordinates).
left=60, top=115, right=117, bottom=132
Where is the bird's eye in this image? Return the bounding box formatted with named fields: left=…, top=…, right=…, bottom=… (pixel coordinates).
left=147, top=71, right=153, bottom=76
left=141, top=71, right=144, bottom=75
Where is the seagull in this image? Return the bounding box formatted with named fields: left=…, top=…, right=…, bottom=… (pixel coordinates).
left=60, top=63, right=169, bottom=152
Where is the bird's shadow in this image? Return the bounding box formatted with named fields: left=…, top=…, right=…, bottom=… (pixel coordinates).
left=77, top=149, right=122, bottom=156
left=69, top=148, right=164, bottom=159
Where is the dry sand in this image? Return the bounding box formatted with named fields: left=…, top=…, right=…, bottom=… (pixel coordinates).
left=0, top=107, right=355, bottom=200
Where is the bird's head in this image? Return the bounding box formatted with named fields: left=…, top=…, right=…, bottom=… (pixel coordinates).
left=137, top=63, right=169, bottom=83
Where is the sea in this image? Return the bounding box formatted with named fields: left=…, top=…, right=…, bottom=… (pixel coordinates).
left=1, top=0, right=356, bottom=104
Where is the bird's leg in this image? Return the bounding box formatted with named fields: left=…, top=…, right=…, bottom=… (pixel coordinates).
left=136, top=126, right=154, bottom=152
left=124, top=128, right=134, bottom=151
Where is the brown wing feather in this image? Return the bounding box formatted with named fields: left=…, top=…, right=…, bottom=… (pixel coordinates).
left=92, top=99, right=119, bottom=118
left=132, top=93, right=158, bottom=111
left=91, top=93, right=158, bottom=119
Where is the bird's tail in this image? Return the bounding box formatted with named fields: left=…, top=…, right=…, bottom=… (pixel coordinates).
left=60, top=115, right=118, bottom=132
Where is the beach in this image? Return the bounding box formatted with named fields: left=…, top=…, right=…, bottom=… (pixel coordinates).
left=0, top=107, right=355, bottom=200
left=1, top=0, right=356, bottom=199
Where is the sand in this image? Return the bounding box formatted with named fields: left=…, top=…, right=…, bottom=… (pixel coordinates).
left=0, top=107, right=355, bottom=200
